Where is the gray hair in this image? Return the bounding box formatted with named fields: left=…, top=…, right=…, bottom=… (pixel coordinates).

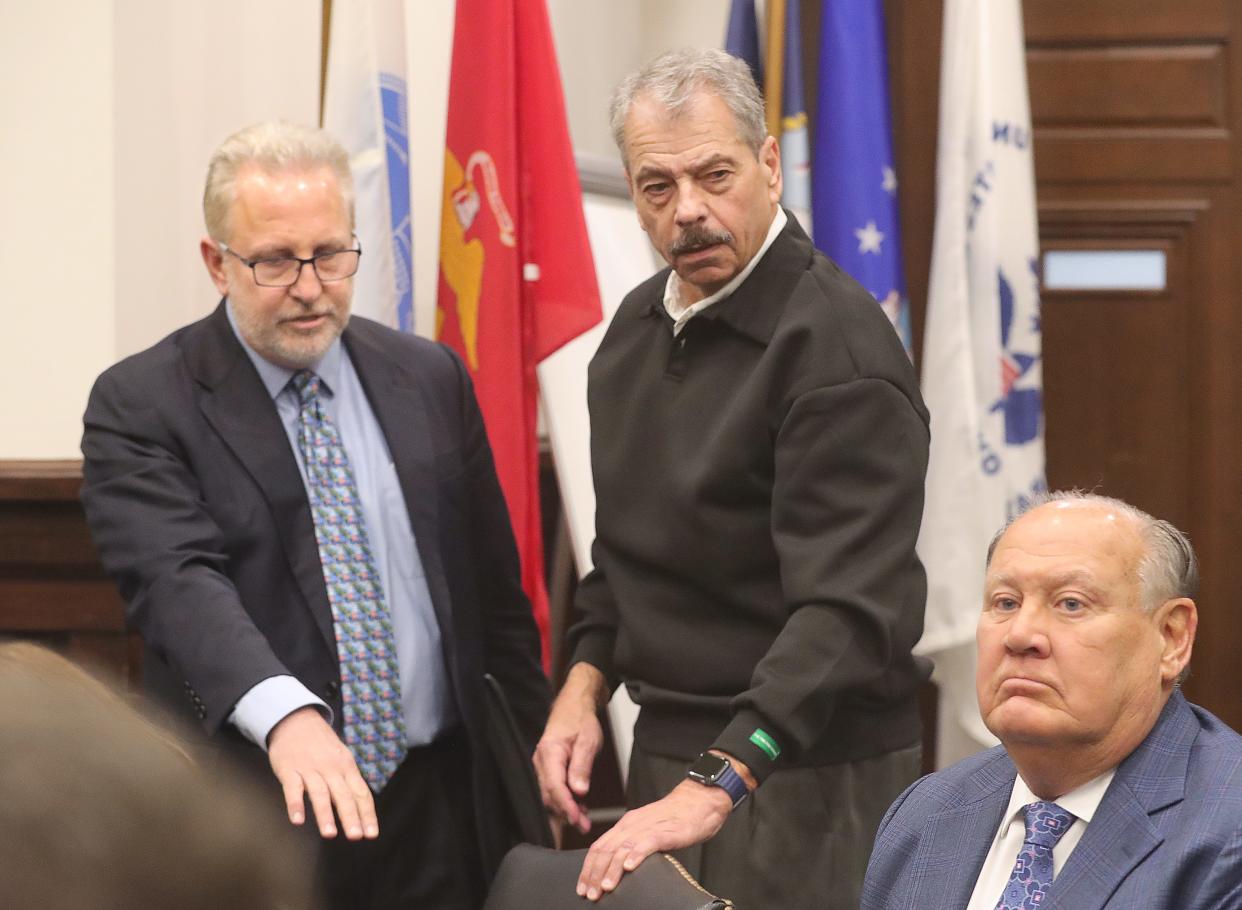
left=986, top=490, right=1199, bottom=612
left=203, top=120, right=354, bottom=242
left=609, top=47, right=767, bottom=169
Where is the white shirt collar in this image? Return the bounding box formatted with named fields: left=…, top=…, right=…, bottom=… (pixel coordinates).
left=994, top=767, right=1117, bottom=849
left=662, top=207, right=787, bottom=336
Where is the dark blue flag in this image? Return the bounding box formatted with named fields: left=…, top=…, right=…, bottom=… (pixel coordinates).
left=813, top=0, right=912, bottom=351
left=724, top=0, right=763, bottom=90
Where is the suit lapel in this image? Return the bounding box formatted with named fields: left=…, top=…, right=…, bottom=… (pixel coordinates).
left=186, top=303, right=336, bottom=652
left=1046, top=783, right=1161, bottom=910
left=344, top=326, right=458, bottom=665
left=1047, top=693, right=1194, bottom=909
left=909, top=752, right=1016, bottom=907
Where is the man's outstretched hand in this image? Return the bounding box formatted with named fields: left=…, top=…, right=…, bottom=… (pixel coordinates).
left=575, top=779, right=732, bottom=901
left=267, top=706, right=378, bottom=840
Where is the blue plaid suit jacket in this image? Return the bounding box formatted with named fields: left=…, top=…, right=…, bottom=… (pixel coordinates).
left=861, top=692, right=1242, bottom=909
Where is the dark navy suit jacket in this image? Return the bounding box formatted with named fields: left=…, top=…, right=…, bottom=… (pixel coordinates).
left=862, top=691, right=1242, bottom=909
left=81, top=302, right=549, bottom=874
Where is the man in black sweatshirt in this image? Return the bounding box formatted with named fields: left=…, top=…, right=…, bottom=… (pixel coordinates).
left=533, top=48, right=931, bottom=910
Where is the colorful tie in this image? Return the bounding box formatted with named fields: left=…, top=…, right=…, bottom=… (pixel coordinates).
left=293, top=370, right=407, bottom=791
left=994, top=801, right=1076, bottom=910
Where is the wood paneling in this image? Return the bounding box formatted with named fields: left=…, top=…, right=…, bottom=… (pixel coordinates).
left=1024, top=0, right=1227, bottom=42
left=889, top=0, right=1242, bottom=731
left=1029, top=45, right=1226, bottom=128
left=1039, top=201, right=1200, bottom=527
left=1035, top=131, right=1230, bottom=184
left=1024, top=0, right=1242, bottom=727
left=0, top=461, right=133, bottom=686
left=1030, top=38, right=1231, bottom=184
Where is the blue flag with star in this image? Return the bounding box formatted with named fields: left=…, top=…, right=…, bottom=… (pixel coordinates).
left=812, top=0, right=912, bottom=353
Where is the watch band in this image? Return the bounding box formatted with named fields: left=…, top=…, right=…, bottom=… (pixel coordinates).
left=710, top=762, right=750, bottom=808
left=687, top=753, right=750, bottom=808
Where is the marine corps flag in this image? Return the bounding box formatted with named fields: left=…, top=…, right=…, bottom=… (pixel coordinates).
left=436, top=0, right=602, bottom=666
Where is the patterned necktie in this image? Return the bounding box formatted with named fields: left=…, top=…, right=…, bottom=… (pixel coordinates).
left=292, top=370, right=407, bottom=791
left=994, top=801, right=1076, bottom=910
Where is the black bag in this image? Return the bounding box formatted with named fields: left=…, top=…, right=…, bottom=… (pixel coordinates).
left=483, top=844, right=733, bottom=910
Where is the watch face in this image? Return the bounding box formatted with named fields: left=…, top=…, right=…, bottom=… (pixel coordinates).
left=687, top=753, right=729, bottom=784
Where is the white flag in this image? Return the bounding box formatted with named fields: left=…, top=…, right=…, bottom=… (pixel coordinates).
left=916, top=0, right=1045, bottom=762
left=323, top=0, right=413, bottom=331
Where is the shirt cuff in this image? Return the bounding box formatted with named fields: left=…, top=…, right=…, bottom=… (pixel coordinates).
left=228, top=675, right=331, bottom=751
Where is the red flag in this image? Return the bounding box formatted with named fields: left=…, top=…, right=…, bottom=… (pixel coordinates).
left=436, top=0, right=603, bottom=669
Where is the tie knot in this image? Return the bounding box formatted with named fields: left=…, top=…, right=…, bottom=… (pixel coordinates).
left=291, top=369, right=321, bottom=404
left=1023, top=801, right=1075, bottom=849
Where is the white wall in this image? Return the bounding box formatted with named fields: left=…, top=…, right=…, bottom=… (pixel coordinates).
left=547, top=0, right=731, bottom=160
left=112, top=1, right=320, bottom=359
left=2, top=0, right=728, bottom=458
left=1, top=3, right=115, bottom=458
left=0, top=0, right=318, bottom=458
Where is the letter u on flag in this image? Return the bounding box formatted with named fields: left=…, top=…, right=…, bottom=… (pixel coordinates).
left=917, top=0, right=1045, bottom=758
left=323, top=0, right=413, bottom=331
left=436, top=0, right=603, bottom=667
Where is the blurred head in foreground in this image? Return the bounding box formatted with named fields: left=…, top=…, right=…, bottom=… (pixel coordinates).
left=0, top=642, right=317, bottom=910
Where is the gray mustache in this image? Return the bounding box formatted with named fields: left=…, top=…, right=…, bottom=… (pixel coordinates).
left=669, top=227, right=733, bottom=258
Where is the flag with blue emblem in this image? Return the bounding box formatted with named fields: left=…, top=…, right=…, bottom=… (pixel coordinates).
left=812, top=0, right=911, bottom=352
left=916, top=0, right=1046, bottom=764
left=323, top=0, right=414, bottom=332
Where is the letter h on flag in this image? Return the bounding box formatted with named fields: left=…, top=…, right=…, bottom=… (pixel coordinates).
left=436, top=0, right=603, bottom=667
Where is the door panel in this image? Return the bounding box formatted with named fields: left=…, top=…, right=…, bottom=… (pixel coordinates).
left=890, top=0, right=1242, bottom=729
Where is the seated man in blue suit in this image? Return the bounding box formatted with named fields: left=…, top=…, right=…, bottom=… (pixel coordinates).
left=863, top=492, right=1242, bottom=910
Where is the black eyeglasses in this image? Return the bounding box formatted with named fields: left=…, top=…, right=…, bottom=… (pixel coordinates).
left=219, top=237, right=363, bottom=287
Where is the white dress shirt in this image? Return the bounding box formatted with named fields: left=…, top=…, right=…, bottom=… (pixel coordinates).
left=224, top=304, right=456, bottom=750
left=662, top=207, right=787, bottom=336
left=966, top=768, right=1116, bottom=910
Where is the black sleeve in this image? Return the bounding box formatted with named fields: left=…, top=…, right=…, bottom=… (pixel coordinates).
left=564, top=539, right=623, bottom=693
left=79, top=367, right=289, bottom=732
left=712, top=376, right=929, bottom=777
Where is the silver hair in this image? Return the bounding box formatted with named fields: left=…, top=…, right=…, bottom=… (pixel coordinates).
left=609, top=47, right=767, bottom=170
left=202, top=120, right=355, bottom=243
left=985, top=490, right=1199, bottom=612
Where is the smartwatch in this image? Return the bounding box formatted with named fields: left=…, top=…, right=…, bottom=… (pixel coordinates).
left=686, top=752, right=750, bottom=808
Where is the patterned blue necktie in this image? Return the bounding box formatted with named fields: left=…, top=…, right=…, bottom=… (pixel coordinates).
left=994, top=801, right=1076, bottom=909
left=292, top=370, right=407, bottom=791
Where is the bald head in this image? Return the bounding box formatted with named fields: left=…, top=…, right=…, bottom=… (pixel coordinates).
left=987, top=492, right=1197, bottom=613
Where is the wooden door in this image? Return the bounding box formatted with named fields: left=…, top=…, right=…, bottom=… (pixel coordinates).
left=888, top=0, right=1242, bottom=731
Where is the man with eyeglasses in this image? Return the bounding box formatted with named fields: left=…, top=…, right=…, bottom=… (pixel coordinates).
left=80, top=121, right=548, bottom=910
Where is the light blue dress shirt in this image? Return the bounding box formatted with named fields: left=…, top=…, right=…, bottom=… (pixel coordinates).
left=225, top=304, right=457, bottom=749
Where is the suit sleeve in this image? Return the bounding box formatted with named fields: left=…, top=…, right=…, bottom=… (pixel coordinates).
left=712, top=375, right=930, bottom=778
left=80, top=367, right=289, bottom=733
left=447, top=350, right=550, bottom=748
left=859, top=773, right=935, bottom=910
